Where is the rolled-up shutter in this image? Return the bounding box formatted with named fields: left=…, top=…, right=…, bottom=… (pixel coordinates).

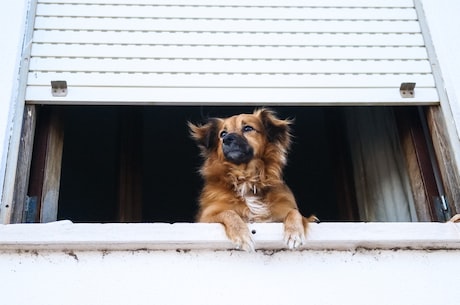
left=26, top=0, right=438, bottom=105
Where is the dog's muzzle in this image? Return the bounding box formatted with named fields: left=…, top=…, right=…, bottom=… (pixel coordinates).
left=222, top=133, right=254, bottom=165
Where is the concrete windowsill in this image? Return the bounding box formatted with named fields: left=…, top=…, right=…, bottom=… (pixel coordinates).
left=1, top=221, right=459, bottom=251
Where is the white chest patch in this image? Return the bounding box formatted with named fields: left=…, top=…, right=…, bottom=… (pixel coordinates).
left=236, top=182, right=271, bottom=221
left=244, top=195, right=270, bottom=220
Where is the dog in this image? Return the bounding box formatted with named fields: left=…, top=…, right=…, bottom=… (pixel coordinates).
left=189, top=108, right=317, bottom=251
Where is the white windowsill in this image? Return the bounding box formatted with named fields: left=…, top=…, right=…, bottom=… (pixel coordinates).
left=1, top=221, right=459, bottom=251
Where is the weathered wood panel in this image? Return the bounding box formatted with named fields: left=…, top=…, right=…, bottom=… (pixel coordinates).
left=39, top=109, right=64, bottom=223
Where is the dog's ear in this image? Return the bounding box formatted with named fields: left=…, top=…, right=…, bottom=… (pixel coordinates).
left=188, top=118, right=221, bottom=155
left=255, top=108, right=292, bottom=149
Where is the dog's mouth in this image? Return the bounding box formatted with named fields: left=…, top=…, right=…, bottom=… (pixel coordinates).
left=222, top=133, right=254, bottom=165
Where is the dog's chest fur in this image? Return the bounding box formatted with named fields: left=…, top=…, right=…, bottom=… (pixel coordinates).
left=236, top=181, right=271, bottom=222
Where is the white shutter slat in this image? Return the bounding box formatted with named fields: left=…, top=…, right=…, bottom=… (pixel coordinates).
left=35, top=17, right=421, bottom=33
left=29, top=58, right=432, bottom=74
left=31, top=44, right=428, bottom=60
left=38, top=0, right=414, bottom=7
left=36, top=5, right=417, bottom=20
left=33, top=31, right=425, bottom=47
left=28, top=72, right=436, bottom=88
left=25, top=87, right=439, bottom=105
left=26, top=0, right=438, bottom=105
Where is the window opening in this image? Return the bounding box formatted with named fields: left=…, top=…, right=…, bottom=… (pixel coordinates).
left=19, top=105, right=450, bottom=224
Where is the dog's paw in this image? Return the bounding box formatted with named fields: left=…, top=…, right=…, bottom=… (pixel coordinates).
left=284, top=227, right=305, bottom=249
left=231, top=231, right=255, bottom=252
left=283, top=210, right=307, bottom=250
left=225, top=221, right=255, bottom=252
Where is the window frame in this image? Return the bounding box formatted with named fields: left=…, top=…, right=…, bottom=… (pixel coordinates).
left=2, top=0, right=460, bottom=225
left=1, top=221, right=460, bottom=252
left=6, top=104, right=460, bottom=224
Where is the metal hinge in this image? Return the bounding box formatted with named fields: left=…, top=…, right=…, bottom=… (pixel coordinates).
left=400, top=82, right=416, bottom=98
left=434, top=195, right=451, bottom=221
left=51, top=80, right=68, bottom=97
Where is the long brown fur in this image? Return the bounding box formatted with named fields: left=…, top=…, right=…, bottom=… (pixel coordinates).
left=189, top=108, right=317, bottom=251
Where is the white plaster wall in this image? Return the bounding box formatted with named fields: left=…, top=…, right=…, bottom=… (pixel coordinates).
left=421, top=0, right=460, bottom=101
left=421, top=0, right=460, bottom=143
left=0, top=0, right=29, bottom=205
left=0, top=222, right=458, bottom=305
left=0, top=248, right=459, bottom=305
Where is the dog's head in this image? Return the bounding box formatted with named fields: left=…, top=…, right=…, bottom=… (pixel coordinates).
left=189, top=108, right=292, bottom=166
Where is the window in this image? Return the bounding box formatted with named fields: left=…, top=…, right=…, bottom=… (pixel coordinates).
left=13, top=104, right=456, bottom=224
left=3, top=0, right=460, bottom=224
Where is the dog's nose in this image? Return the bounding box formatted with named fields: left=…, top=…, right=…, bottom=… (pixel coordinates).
left=222, top=133, right=238, bottom=145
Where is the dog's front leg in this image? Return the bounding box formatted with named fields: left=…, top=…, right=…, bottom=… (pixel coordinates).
left=203, top=210, right=255, bottom=252
left=283, top=210, right=318, bottom=249
left=267, top=187, right=315, bottom=249
left=283, top=209, right=307, bottom=249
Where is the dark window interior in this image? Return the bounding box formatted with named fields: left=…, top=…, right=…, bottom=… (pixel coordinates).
left=24, top=105, right=447, bottom=223
left=55, top=106, right=347, bottom=223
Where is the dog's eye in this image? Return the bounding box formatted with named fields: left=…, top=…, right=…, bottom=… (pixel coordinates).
left=243, top=125, right=254, bottom=132
left=220, top=130, right=228, bottom=138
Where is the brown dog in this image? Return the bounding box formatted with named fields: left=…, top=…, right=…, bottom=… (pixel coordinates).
left=189, top=108, right=317, bottom=251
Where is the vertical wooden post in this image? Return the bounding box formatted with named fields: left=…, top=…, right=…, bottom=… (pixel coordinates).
left=426, top=106, right=460, bottom=215
left=394, top=107, right=435, bottom=221
left=39, top=108, right=64, bottom=223
left=11, top=105, right=37, bottom=223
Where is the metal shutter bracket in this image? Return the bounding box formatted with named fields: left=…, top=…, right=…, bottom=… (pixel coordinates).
left=51, top=80, right=67, bottom=97
left=400, top=82, right=416, bottom=98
